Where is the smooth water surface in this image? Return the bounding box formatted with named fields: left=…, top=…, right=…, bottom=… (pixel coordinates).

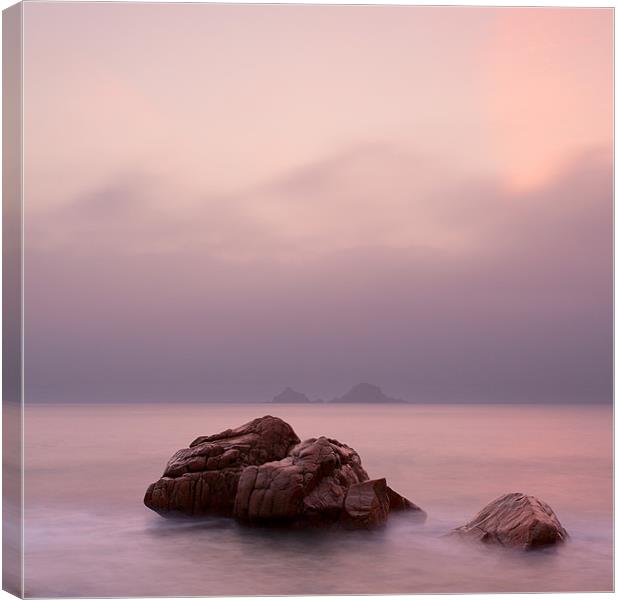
left=24, top=403, right=613, bottom=596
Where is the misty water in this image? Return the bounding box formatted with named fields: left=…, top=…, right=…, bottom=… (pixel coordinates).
left=24, top=403, right=612, bottom=596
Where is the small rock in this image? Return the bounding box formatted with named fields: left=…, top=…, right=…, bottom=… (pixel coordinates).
left=342, top=479, right=391, bottom=528
left=453, top=492, right=568, bottom=549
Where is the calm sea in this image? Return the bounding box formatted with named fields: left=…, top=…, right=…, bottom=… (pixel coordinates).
left=22, top=403, right=613, bottom=596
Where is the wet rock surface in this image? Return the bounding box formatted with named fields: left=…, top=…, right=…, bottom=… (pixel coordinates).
left=144, top=416, right=300, bottom=516
left=453, top=492, right=568, bottom=550
left=145, top=416, right=424, bottom=528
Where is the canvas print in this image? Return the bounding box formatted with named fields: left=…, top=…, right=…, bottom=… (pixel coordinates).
left=2, top=2, right=613, bottom=597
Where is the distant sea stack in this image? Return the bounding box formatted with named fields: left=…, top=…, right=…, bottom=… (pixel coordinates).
left=332, top=383, right=407, bottom=404
left=272, top=387, right=311, bottom=403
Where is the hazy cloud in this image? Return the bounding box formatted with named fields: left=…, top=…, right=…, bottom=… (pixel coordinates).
left=24, top=144, right=612, bottom=403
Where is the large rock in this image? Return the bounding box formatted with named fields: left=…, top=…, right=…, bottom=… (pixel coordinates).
left=453, top=492, right=568, bottom=549
left=144, top=416, right=300, bottom=516
left=145, top=416, right=425, bottom=529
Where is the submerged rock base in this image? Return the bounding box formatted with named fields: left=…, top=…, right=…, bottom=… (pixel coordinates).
left=145, top=415, right=425, bottom=529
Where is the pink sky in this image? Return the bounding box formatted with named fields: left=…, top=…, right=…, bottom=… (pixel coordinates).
left=22, top=4, right=612, bottom=403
